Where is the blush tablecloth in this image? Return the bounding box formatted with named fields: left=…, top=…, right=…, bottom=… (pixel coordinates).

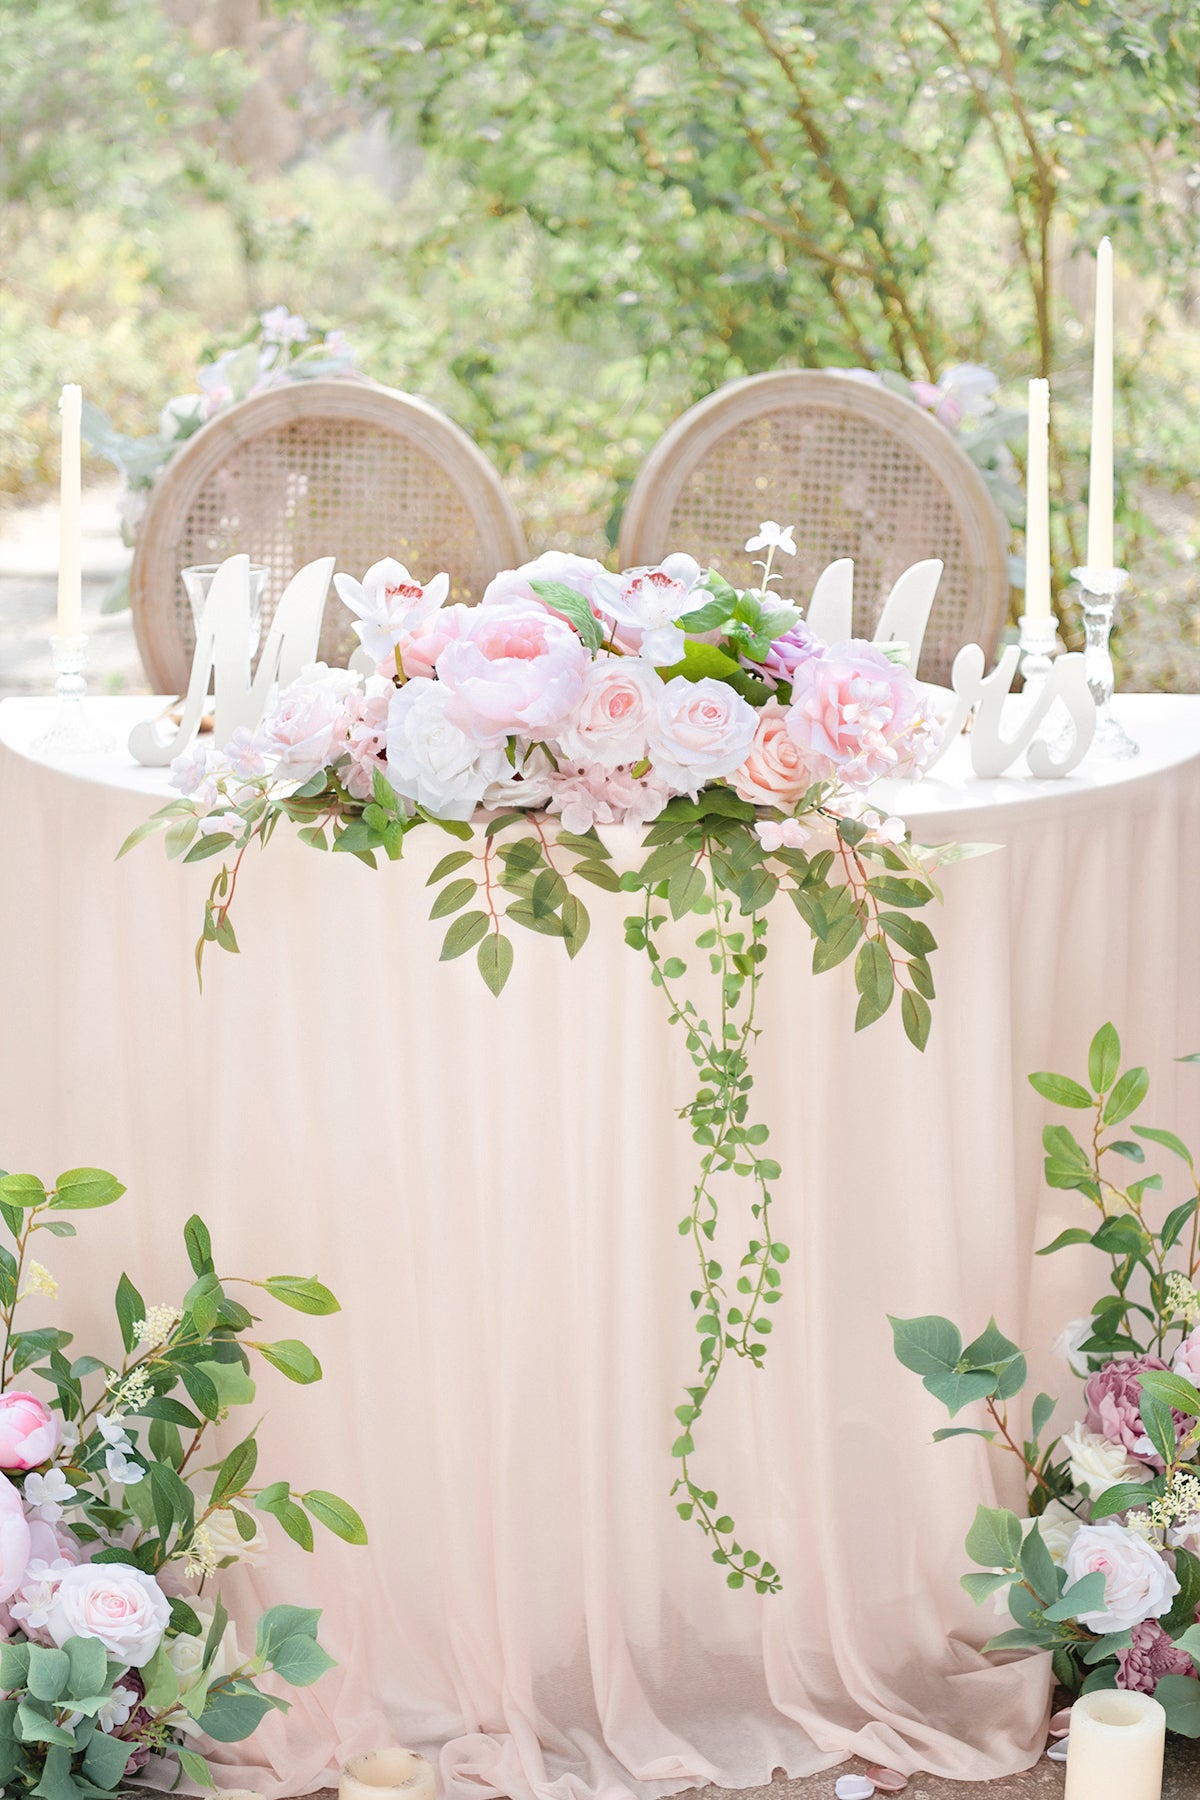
left=0, top=693, right=1198, bottom=1799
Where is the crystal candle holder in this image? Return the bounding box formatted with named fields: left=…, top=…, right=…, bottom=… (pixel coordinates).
left=32, top=635, right=113, bottom=757
left=1017, top=612, right=1058, bottom=698
left=1072, top=564, right=1138, bottom=759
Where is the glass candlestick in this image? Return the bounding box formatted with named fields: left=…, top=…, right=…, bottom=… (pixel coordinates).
left=1017, top=612, right=1057, bottom=699
left=1072, top=564, right=1138, bottom=759
left=32, top=634, right=113, bottom=757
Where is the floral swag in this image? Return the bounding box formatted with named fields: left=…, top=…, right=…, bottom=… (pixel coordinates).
left=131, top=523, right=973, bottom=1591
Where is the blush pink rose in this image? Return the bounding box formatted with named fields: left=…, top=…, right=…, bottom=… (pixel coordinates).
left=45, top=1562, right=170, bottom=1667
left=646, top=676, right=759, bottom=794
left=1085, top=1353, right=1182, bottom=1470
left=438, top=602, right=590, bottom=747
left=259, top=681, right=344, bottom=784
left=733, top=701, right=817, bottom=807
left=0, top=1473, right=30, bottom=1604
left=1063, top=1521, right=1179, bottom=1632
left=396, top=601, right=474, bottom=682
left=1117, top=1619, right=1196, bottom=1693
left=554, top=659, right=660, bottom=769
left=785, top=641, right=939, bottom=788
left=0, top=1392, right=60, bottom=1470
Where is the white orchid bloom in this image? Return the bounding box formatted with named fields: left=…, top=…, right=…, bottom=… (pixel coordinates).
left=23, top=1469, right=73, bottom=1523
left=744, top=522, right=797, bottom=556
left=333, top=559, right=451, bottom=666
left=593, top=554, right=702, bottom=666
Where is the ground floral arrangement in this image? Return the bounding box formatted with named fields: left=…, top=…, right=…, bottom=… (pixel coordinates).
left=0, top=1162, right=365, bottom=1795
left=893, top=1024, right=1200, bottom=1735
left=129, top=524, right=974, bottom=1590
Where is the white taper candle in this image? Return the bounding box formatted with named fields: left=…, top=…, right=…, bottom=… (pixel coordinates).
left=1023, top=377, right=1052, bottom=621
left=1086, top=236, right=1115, bottom=570
left=56, top=384, right=83, bottom=639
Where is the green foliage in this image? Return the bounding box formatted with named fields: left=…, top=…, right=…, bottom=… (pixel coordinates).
left=0, top=1173, right=364, bottom=1794
left=893, top=1020, right=1200, bottom=1726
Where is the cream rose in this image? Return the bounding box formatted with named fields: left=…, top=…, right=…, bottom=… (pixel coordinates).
left=46, top=1561, right=170, bottom=1667
left=1061, top=1422, right=1152, bottom=1499
left=1024, top=1499, right=1084, bottom=1566
left=202, top=1504, right=266, bottom=1566
left=166, top=1597, right=244, bottom=1690
left=1063, top=1521, right=1180, bottom=1632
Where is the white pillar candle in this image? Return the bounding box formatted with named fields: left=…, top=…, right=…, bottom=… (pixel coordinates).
left=56, top=383, right=83, bottom=639
left=340, top=1749, right=437, bottom=1800
left=1086, top=235, right=1115, bottom=570
left=1023, top=377, right=1052, bottom=621
left=216, top=1790, right=266, bottom=1799
left=1064, top=1688, right=1165, bottom=1800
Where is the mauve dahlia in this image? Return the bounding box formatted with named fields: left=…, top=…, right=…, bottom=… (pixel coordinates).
left=1117, top=1619, right=1196, bottom=1693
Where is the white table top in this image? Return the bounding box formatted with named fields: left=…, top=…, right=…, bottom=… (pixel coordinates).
left=2, top=691, right=1198, bottom=831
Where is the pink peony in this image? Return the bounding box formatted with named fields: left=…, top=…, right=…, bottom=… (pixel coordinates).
left=26, top=1518, right=83, bottom=1567
left=733, top=701, right=818, bottom=807
left=438, top=602, right=590, bottom=747
left=545, top=762, right=671, bottom=834
left=482, top=551, right=610, bottom=622
left=1085, top=1353, right=1183, bottom=1470
left=1117, top=1619, right=1196, bottom=1693
left=646, top=676, right=759, bottom=794
left=0, top=1474, right=30, bottom=1604
left=0, top=1392, right=60, bottom=1470
left=396, top=601, right=474, bottom=683
left=258, top=680, right=344, bottom=784
left=761, top=622, right=826, bottom=686
left=554, top=659, right=661, bottom=770
left=45, top=1562, right=170, bottom=1667
left=784, top=640, right=939, bottom=788
left=342, top=680, right=392, bottom=801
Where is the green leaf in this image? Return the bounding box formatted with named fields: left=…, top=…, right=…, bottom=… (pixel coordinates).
left=877, top=912, right=937, bottom=957
left=1031, top=1392, right=1055, bottom=1439
left=259, top=1339, right=322, bottom=1384
left=864, top=875, right=933, bottom=909
left=1088, top=1481, right=1158, bottom=1520
left=0, top=1173, right=47, bottom=1209
left=961, top=1318, right=1021, bottom=1368
left=83, top=1728, right=133, bottom=1789
left=178, top=1749, right=214, bottom=1791
left=655, top=640, right=741, bottom=682
left=427, top=849, right=474, bottom=885
left=211, top=1436, right=258, bottom=1508
left=1164, top=1547, right=1200, bottom=1634
left=301, top=1489, right=369, bottom=1545
left=63, top=1635, right=107, bottom=1703
left=0, top=1643, right=30, bottom=1692
left=811, top=908, right=862, bottom=973
left=1140, top=1368, right=1200, bottom=1419
left=1019, top=1524, right=1059, bottom=1605
left=262, top=1275, right=340, bottom=1315
left=25, top=1646, right=69, bottom=1704
left=195, top=1686, right=276, bottom=1742
left=440, top=910, right=490, bottom=960
left=1139, top=1386, right=1182, bottom=1465
left=1035, top=1227, right=1094, bottom=1255
left=560, top=893, right=590, bottom=959
left=900, top=987, right=931, bottom=1051
left=477, top=932, right=514, bottom=996
left=1161, top=1198, right=1199, bottom=1252
left=961, top=1569, right=1016, bottom=1605
left=1043, top=1570, right=1109, bottom=1621
left=430, top=877, right=478, bottom=919
left=1154, top=1672, right=1200, bottom=1735
left=853, top=939, right=894, bottom=1030
left=888, top=1313, right=961, bottom=1379
left=964, top=1505, right=1023, bottom=1569
left=923, top=1368, right=1000, bottom=1414
left=1028, top=1071, right=1094, bottom=1108
left=1088, top=1022, right=1121, bottom=1093
left=183, top=1213, right=212, bottom=1275
left=1134, top=1124, right=1195, bottom=1168
left=273, top=1498, right=315, bottom=1550
left=114, top=1271, right=145, bottom=1355
left=255, top=1604, right=322, bottom=1658
left=529, top=579, right=604, bottom=651
left=266, top=1633, right=336, bottom=1686
left=1103, top=1065, right=1150, bottom=1126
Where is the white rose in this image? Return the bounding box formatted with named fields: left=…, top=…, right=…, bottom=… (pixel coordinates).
left=1063, top=1522, right=1180, bottom=1632
left=479, top=745, right=554, bottom=812
left=202, top=1504, right=266, bottom=1566
left=385, top=680, right=504, bottom=822
left=1024, top=1499, right=1084, bottom=1566
left=554, top=660, right=661, bottom=770
left=166, top=1597, right=243, bottom=1691
left=296, top=661, right=363, bottom=702
left=46, top=1563, right=170, bottom=1667
left=1053, top=1318, right=1094, bottom=1378
left=646, top=676, right=759, bottom=794
left=1061, top=1422, right=1152, bottom=1499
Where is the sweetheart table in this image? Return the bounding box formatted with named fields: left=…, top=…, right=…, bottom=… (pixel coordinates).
left=0, top=692, right=1197, bottom=1799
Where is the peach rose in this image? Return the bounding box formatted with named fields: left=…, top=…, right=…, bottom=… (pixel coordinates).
left=733, top=701, right=816, bottom=807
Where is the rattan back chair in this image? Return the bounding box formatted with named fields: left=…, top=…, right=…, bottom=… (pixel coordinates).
left=618, top=371, right=1010, bottom=683
left=130, top=380, right=528, bottom=693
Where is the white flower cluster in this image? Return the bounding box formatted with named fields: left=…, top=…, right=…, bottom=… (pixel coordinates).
left=17, top=1261, right=57, bottom=1301
left=1166, top=1271, right=1200, bottom=1325
left=133, top=1304, right=182, bottom=1351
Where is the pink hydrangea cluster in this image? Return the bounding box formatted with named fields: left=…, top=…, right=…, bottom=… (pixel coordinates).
left=171, top=544, right=941, bottom=833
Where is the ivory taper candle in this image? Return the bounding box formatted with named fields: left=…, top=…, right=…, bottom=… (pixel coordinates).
left=1086, top=236, right=1115, bottom=570
left=1064, top=1689, right=1164, bottom=1800
left=56, top=383, right=83, bottom=639
left=1023, top=377, right=1052, bottom=620
left=340, top=1749, right=436, bottom=1800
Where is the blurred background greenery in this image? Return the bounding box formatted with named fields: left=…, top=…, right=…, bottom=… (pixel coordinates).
left=3, top=0, right=1199, bottom=683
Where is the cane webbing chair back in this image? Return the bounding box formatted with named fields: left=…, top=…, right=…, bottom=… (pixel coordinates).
left=618, top=371, right=1010, bottom=684
left=130, top=381, right=528, bottom=693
